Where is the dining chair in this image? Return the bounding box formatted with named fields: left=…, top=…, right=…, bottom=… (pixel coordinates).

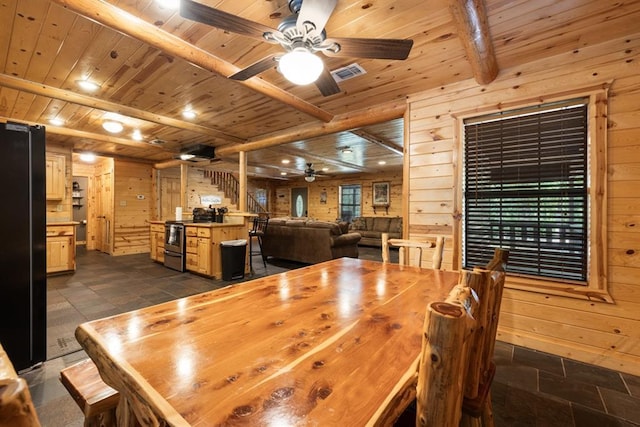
left=461, top=248, right=509, bottom=427
left=248, top=214, right=269, bottom=273
left=413, top=247, right=509, bottom=427
left=416, top=270, right=482, bottom=426
left=381, top=232, right=445, bottom=269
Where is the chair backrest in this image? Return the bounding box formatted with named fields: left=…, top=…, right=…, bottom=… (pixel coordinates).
left=416, top=271, right=481, bottom=427
left=415, top=248, right=509, bottom=426
left=250, top=215, right=269, bottom=234
left=381, top=232, right=445, bottom=269
left=0, top=343, right=41, bottom=427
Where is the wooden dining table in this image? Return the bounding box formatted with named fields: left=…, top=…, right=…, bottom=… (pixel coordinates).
left=75, top=257, right=460, bottom=426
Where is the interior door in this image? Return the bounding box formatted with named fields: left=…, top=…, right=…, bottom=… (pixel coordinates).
left=290, top=187, right=308, bottom=218
left=161, top=176, right=180, bottom=220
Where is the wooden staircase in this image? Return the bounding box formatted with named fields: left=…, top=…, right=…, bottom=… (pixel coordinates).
left=204, top=170, right=268, bottom=214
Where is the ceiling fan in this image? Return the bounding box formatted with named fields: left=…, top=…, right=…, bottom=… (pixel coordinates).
left=180, top=0, right=414, bottom=96
left=304, top=163, right=318, bottom=182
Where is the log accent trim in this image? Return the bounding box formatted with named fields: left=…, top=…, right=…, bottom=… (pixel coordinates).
left=448, top=0, right=498, bottom=85
left=350, top=129, right=404, bottom=155
left=0, top=73, right=243, bottom=144
left=50, top=0, right=334, bottom=123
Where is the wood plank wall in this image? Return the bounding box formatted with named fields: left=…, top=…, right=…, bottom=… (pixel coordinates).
left=112, top=160, right=152, bottom=255
left=407, top=33, right=640, bottom=375
left=271, top=171, right=403, bottom=221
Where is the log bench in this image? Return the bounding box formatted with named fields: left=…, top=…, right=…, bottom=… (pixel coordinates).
left=59, top=358, right=119, bottom=427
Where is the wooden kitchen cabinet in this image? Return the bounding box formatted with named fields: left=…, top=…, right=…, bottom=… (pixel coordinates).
left=45, top=153, right=66, bottom=200
left=149, top=223, right=165, bottom=263
left=46, top=224, right=76, bottom=273
left=185, top=224, right=245, bottom=278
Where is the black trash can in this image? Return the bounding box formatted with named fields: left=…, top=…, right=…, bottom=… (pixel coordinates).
left=220, top=239, right=247, bottom=280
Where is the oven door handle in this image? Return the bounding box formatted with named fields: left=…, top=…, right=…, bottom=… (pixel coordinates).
left=164, top=250, right=183, bottom=257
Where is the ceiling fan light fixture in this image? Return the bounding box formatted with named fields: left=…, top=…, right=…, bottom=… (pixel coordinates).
left=279, top=48, right=323, bottom=85
left=305, top=175, right=316, bottom=182
left=76, top=79, right=100, bottom=92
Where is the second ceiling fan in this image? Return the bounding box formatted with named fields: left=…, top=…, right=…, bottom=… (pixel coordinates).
left=180, top=0, right=414, bottom=96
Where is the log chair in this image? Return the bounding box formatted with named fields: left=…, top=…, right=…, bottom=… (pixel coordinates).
left=381, top=232, right=445, bottom=269
left=0, top=342, right=40, bottom=427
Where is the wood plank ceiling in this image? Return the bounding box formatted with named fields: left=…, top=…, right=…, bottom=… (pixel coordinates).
left=1, top=0, right=638, bottom=179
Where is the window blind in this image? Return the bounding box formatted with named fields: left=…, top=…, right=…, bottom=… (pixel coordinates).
left=463, top=101, right=588, bottom=282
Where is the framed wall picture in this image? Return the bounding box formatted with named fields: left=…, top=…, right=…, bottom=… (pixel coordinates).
left=372, top=181, right=390, bottom=206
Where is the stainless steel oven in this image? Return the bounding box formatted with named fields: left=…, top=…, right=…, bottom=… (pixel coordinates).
left=164, top=221, right=185, bottom=272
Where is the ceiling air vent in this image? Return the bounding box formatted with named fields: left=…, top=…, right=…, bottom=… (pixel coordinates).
left=330, top=63, right=367, bottom=83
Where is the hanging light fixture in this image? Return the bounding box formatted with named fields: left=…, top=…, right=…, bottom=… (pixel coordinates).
left=279, top=48, right=323, bottom=85
left=304, top=175, right=316, bottom=183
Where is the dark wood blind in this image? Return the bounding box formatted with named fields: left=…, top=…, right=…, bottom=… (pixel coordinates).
left=463, top=101, right=588, bottom=282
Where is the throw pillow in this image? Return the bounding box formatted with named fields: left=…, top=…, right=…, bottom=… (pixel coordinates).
left=351, top=217, right=366, bottom=230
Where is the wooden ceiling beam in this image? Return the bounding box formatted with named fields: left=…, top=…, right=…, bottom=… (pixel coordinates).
left=0, top=73, right=244, bottom=144
left=1, top=115, right=173, bottom=153
left=51, top=0, right=334, bottom=123
left=267, top=146, right=375, bottom=173
left=215, top=101, right=407, bottom=157
left=349, top=129, right=403, bottom=156
left=448, top=0, right=498, bottom=85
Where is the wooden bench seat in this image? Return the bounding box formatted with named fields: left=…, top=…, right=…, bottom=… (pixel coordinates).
left=59, top=359, right=119, bottom=427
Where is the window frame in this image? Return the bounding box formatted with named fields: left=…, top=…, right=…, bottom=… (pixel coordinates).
left=339, top=184, right=362, bottom=222
left=453, top=88, right=611, bottom=303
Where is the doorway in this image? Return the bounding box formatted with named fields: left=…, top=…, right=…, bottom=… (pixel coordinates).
left=291, top=187, right=308, bottom=218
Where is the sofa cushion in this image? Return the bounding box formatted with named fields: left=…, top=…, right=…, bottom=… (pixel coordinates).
left=285, top=220, right=307, bottom=227
left=364, top=217, right=375, bottom=230
left=338, top=221, right=349, bottom=234
left=372, top=217, right=392, bottom=232
left=361, top=230, right=382, bottom=239
left=307, top=221, right=342, bottom=235
left=351, top=217, right=366, bottom=231
left=389, top=217, right=402, bottom=234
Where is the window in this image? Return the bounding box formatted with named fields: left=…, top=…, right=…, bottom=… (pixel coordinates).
left=463, top=99, right=590, bottom=283
left=339, top=184, right=361, bottom=222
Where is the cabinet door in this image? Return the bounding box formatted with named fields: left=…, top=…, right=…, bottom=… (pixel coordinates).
left=45, top=154, right=65, bottom=200
left=47, top=236, right=73, bottom=273
left=196, top=238, right=212, bottom=275
left=150, top=230, right=158, bottom=261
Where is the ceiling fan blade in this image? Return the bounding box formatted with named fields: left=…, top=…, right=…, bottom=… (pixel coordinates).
left=315, top=67, right=341, bottom=97
left=180, top=0, right=277, bottom=41
left=229, top=54, right=281, bottom=81
left=323, top=37, right=414, bottom=60
left=296, top=0, right=337, bottom=34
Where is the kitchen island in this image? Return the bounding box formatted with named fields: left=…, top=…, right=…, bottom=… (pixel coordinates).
left=150, top=219, right=250, bottom=279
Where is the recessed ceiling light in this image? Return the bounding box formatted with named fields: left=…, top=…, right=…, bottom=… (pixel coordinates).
left=341, top=147, right=353, bottom=154
left=280, top=172, right=287, bottom=176
left=322, top=167, right=329, bottom=172
left=156, top=0, right=180, bottom=9
left=49, top=118, right=64, bottom=126
left=132, top=130, right=143, bottom=141
left=179, top=153, right=195, bottom=161
left=281, top=159, right=290, bottom=164
left=76, top=79, right=100, bottom=92
left=378, top=160, right=387, bottom=165
left=182, top=109, right=197, bottom=120
left=79, top=152, right=96, bottom=163
left=102, top=120, right=123, bottom=133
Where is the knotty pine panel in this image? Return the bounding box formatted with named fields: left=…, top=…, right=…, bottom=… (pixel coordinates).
left=112, top=160, right=152, bottom=255
left=407, top=33, right=640, bottom=375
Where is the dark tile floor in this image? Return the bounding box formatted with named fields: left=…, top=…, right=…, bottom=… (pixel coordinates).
left=20, top=247, right=640, bottom=426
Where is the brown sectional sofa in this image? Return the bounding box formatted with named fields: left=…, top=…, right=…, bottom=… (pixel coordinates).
left=349, top=216, right=403, bottom=247
left=262, top=218, right=362, bottom=264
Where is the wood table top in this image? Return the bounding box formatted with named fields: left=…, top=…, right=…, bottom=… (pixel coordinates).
left=75, top=258, right=460, bottom=426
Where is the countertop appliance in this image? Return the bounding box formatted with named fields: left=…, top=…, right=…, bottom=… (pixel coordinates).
left=164, top=221, right=186, bottom=272
left=0, top=122, right=47, bottom=371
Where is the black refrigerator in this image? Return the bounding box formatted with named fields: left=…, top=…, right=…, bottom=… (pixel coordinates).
left=0, top=122, right=47, bottom=371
